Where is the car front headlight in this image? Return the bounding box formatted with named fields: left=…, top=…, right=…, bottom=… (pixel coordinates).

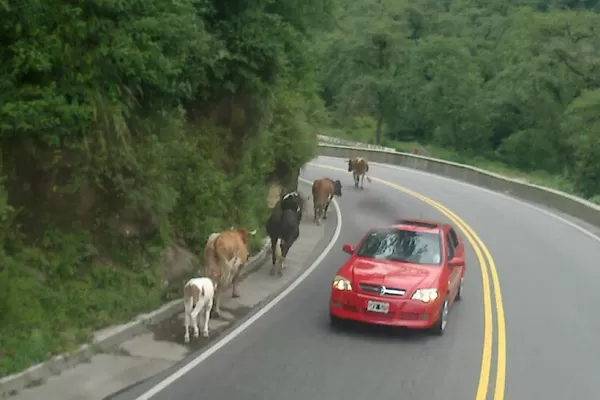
left=332, top=275, right=352, bottom=291
left=411, top=288, right=439, bottom=303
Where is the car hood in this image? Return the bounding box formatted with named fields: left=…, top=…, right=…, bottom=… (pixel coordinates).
left=350, top=258, right=436, bottom=290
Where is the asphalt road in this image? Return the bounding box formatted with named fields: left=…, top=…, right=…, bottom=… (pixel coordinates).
left=113, top=155, right=600, bottom=400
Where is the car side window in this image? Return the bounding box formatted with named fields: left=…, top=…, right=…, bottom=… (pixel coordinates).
left=448, top=228, right=459, bottom=249
left=445, top=233, right=455, bottom=261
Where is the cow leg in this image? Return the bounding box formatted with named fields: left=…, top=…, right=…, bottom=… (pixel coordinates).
left=202, top=299, right=213, bottom=337
left=211, top=290, right=222, bottom=318
left=281, top=231, right=299, bottom=274
left=277, top=238, right=289, bottom=276
left=277, top=251, right=284, bottom=277
left=360, top=174, right=365, bottom=190
left=231, top=270, right=242, bottom=298
left=269, top=245, right=278, bottom=276
left=281, top=239, right=290, bottom=269
left=270, top=237, right=277, bottom=266
left=269, top=237, right=278, bottom=276
left=278, top=240, right=285, bottom=272
left=354, top=173, right=359, bottom=188
left=183, top=298, right=193, bottom=343
left=323, top=199, right=332, bottom=220
left=190, top=302, right=201, bottom=339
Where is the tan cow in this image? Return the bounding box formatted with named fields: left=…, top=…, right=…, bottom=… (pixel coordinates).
left=311, top=178, right=342, bottom=226
left=348, top=157, right=372, bottom=189
left=204, top=227, right=257, bottom=318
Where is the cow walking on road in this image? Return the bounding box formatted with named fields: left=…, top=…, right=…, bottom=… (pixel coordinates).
left=204, top=227, right=257, bottom=318
left=311, top=178, right=342, bottom=226
left=183, top=277, right=216, bottom=342
left=266, top=190, right=303, bottom=276
left=348, top=157, right=372, bottom=189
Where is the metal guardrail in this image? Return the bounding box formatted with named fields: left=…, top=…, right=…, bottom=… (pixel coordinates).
left=317, top=134, right=397, bottom=153
left=315, top=139, right=600, bottom=229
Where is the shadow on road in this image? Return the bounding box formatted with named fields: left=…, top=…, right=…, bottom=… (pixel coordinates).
left=149, top=304, right=254, bottom=352
left=327, top=317, right=435, bottom=343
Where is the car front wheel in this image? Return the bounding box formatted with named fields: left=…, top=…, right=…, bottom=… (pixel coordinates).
left=430, top=297, right=449, bottom=336
left=330, top=313, right=345, bottom=329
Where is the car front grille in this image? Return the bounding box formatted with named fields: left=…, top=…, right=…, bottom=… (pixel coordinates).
left=358, top=283, right=406, bottom=297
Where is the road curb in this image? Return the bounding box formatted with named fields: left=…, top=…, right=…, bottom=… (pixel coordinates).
left=0, top=240, right=270, bottom=399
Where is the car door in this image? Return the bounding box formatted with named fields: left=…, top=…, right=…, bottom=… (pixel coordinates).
left=445, top=230, right=462, bottom=301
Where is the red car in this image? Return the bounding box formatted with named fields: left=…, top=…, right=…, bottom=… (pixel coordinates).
left=329, top=218, right=465, bottom=335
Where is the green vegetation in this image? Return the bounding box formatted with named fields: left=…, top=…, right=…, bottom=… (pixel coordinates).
left=5, top=0, right=599, bottom=379
left=0, top=0, right=332, bottom=376
left=315, top=0, right=600, bottom=202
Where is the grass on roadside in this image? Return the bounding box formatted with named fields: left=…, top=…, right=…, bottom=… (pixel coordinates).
left=0, top=223, right=267, bottom=378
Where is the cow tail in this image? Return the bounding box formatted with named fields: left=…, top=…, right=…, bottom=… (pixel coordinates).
left=366, top=174, right=372, bottom=183
left=212, top=243, right=231, bottom=285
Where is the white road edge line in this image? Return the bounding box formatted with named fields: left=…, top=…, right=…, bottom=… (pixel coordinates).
left=134, top=177, right=342, bottom=400
left=317, top=155, right=600, bottom=244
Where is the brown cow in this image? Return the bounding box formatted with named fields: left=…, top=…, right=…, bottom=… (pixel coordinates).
left=348, top=157, right=372, bottom=189
left=311, top=178, right=342, bottom=226
left=204, top=227, right=257, bottom=318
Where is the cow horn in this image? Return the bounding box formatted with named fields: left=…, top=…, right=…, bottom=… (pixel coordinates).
left=249, top=229, right=257, bottom=235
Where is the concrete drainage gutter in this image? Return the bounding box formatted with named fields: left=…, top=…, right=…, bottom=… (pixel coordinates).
left=0, top=239, right=270, bottom=399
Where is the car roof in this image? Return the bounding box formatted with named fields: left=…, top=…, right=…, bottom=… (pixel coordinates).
left=386, top=218, right=443, bottom=234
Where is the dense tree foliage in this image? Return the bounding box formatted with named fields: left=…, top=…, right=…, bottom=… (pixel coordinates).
left=317, top=0, right=600, bottom=199
left=4, top=0, right=599, bottom=378
left=0, top=0, right=332, bottom=375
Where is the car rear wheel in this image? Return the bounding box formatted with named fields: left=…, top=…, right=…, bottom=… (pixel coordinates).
left=456, top=276, right=464, bottom=301
left=430, top=297, right=449, bottom=336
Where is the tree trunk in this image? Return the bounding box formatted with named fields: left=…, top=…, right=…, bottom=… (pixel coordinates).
left=375, top=116, right=383, bottom=145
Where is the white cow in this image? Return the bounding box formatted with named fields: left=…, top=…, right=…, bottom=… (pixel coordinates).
left=183, top=277, right=216, bottom=343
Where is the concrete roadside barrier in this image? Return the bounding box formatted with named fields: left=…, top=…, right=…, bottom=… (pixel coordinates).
left=316, top=138, right=600, bottom=229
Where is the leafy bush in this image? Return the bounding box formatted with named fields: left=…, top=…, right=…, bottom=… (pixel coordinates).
left=0, top=0, right=326, bottom=377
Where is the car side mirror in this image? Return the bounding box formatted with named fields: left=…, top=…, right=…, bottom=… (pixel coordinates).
left=342, top=244, right=355, bottom=254
left=448, top=256, right=464, bottom=267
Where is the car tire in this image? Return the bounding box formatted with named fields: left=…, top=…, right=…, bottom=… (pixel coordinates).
left=329, top=313, right=345, bottom=329
left=455, top=276, right=464, bottom=301
left=430, top=297, right=449, bottom=336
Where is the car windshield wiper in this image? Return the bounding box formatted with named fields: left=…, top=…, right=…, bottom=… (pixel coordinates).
left=387, top=255, right=410, bottom=262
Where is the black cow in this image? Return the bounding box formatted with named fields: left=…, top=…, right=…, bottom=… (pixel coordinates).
left=280, top=190, right=303, bottom=221
left=266, top=191, right=303, bottom=277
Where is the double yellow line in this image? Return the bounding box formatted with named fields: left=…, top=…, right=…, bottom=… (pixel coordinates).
left=310, top=162, right=506, bottom=400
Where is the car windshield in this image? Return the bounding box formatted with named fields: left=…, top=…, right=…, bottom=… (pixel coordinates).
left=355, top=228, right=442, bottom=266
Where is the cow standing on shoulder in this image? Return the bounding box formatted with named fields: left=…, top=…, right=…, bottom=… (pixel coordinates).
left=204, top=227, right=257, bottom=318
left=348, top=157, right=372, bottom=189
left=311, top=178, right=342, bottom=226
left=183, top=277, right=216, bottom=342
left=280, top=190, right=304, bottom=222
left=266, top=190, right=303, bottom=277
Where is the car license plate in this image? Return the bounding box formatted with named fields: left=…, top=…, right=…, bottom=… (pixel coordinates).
left=366, top=300, right=390, bottom=314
